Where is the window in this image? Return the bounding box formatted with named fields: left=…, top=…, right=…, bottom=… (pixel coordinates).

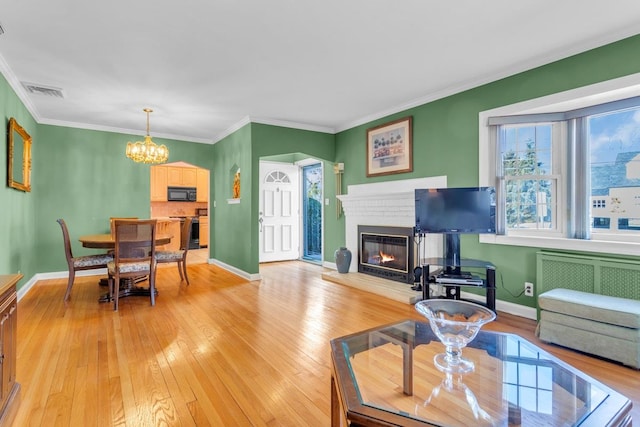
left=480, top=73, right=640, bottom=256
left=302, top=163, right=322, bottom=262
left=499, top=123, right=561, bottom=235
left=588, top=107, right=640, bottom=240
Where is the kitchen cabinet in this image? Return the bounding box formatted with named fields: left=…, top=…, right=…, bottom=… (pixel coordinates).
left=196, top=168, right=209, bottom=202
left=199, top=216, right=209, bottom=247
left=150, top=166, right=168, bottom=201
left=168, top=166, right=197, bottom=187
left=0, top=275, right=20, bottom=425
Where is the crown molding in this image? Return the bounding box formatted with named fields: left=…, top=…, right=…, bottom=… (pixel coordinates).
left=249, top=116, right=334, bottom=134
left=213, top=116, right=334, bottom=144
left=36, top=117, right=213, bottom=144
left=335, top=25, right=640, bottom=133
left=213, top=116, right=252, bottom=143
left=5, top=24, right=640, bottom=142
left=0, top=52, right=40, bottom=122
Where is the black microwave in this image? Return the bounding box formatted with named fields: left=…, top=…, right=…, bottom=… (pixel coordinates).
left=168, top=186, right=197, bottom=202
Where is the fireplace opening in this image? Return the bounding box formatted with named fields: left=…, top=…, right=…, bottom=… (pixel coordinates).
left=358, top=225, right=414, bottom=283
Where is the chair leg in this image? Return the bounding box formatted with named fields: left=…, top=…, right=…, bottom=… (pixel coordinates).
left=176, top=263, right=184, bottom=281
left=182, top=260, right=190, bottom=285
left=150, top=268, right=156, bottom=306
left=64, top=269, right=76, bottom=301
left=113, top=273, right=120, bottom=311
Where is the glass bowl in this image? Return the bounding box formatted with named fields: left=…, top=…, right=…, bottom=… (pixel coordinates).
left=415, top=299, right=496, bottom=373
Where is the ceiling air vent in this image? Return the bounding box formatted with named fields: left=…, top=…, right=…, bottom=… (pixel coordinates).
left=22, top=82, right=64, bottom=98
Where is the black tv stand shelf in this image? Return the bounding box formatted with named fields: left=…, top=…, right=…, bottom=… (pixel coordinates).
left=421, top=257, right=496, bottom=313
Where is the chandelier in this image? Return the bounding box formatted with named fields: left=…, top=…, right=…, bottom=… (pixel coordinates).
left=125, top=108, right=169, bottom=164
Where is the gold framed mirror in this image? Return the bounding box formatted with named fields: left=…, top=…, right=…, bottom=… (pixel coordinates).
left=7, top=117, right=32, bottom=192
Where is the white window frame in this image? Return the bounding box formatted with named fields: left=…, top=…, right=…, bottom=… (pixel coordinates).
left=479, top=72, right=640, bottom=257
left=498, top=122, right=565, bottom=239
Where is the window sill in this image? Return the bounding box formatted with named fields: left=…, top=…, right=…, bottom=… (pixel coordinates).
left=480, top=234, right=640, bottom=257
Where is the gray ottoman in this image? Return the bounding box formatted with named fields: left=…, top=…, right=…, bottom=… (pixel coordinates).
left=537, top=288, right=640, bottom=369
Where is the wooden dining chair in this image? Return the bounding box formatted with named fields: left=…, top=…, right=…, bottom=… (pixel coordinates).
left=155, top=216, right=192, bottom=285
left=57, top=219, right=114, bottom=302
left=107, top=219, right=158, bottom=311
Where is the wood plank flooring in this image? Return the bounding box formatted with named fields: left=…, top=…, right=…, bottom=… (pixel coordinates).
left=12, top=261, right=640, bottom=426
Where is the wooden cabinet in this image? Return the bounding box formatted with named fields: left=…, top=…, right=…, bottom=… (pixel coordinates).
left=150, top=166, right=168, bottom=201
left=168, top=166, right=197, bottom=187
left=199, top=216, right=209, bottom=247
left=151, top=165, right=208, bottom=206
left=196, top=168, right=209, bottom=202
left=0, top=275, right=20, bottom=425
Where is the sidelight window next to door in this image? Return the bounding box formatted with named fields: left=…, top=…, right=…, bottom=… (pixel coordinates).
left=302, top=163, right=322, bottom=262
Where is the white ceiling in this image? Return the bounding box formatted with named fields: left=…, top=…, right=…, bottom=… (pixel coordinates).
left=2, top=1, right=640, bottom=144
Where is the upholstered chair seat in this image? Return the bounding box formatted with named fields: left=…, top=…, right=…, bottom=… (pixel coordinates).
left=74, top=254, right=114, bottom=268
left=107, top=260, right=152, bottom=275
left=155, top=250, right=184, bottom=262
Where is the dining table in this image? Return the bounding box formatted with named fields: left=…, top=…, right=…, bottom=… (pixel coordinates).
left=78, top=232, right=173, bottom=303
left=79, top=233, right=172, bottom=249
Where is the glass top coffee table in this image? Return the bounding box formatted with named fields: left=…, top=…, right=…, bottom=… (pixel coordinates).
left=330, top=320, right=632, bottom=427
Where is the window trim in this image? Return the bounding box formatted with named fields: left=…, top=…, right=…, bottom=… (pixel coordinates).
left=479, top=72, right=640, bottom=257
left=497, top=121, right=565, bottom=237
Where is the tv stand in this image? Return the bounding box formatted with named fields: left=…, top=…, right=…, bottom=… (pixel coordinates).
left=421, top=257, right=496, bottom=313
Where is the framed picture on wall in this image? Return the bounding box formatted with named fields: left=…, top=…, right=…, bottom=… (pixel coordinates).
left=366, top=116, right=413, bottom=177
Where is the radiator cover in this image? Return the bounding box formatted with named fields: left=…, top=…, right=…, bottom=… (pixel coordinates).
left=536, top=251, right=640, bottom=300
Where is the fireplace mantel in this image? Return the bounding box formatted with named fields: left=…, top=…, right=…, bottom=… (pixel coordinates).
left=335, top=176, right=447, bottom=272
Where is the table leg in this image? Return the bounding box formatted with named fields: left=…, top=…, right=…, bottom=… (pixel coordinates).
left=331, top=375, right=341, bottom=427
left=371, top=330, right=414, bottom=396
left=402, top=341, right=413, bottom=396
left=98, top=276, right=158, bottom=303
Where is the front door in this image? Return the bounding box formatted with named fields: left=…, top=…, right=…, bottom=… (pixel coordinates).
left=259, top=161, right=300, bottom=263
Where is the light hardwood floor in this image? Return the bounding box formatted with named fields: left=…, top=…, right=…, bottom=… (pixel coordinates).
left=12, top=261, right=640, bottom=426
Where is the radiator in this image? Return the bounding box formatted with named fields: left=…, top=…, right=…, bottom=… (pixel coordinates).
left=536, top=251, right=640, bottom=300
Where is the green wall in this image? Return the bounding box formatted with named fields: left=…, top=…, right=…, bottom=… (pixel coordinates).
left=1, top=73, right=38, bottom=283
left=211, top=123, right=335, bottom=275
left=211, top=123, right=253, bottom=272
left=0, top=72, right=214, bottom=291
left=3, top=33, right=640, bottom=310
left=32, top=125, right=212, bottom=274
left=333, top=34, right=640, bottom=307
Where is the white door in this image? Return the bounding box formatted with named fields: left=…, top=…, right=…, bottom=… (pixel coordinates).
left=259, top=161, right=300, bottom=263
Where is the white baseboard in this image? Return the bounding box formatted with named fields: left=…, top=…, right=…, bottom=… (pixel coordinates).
left=460, top=291, right=537, bottom=320
left=323, top=261, right=337, bottom=270
left=210, top=259, right=261, bottom=281
left=322, top=263, right=537, bottom=320
left=17, top=269, right=107, bottom=302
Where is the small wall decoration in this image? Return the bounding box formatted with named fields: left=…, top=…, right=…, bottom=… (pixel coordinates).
left=233, top=169, right=241, bottom=199
left=366, top=116, right=413, bottom=177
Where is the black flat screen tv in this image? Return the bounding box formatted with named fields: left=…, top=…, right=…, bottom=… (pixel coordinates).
left=414, top=187, right=496, bottom=235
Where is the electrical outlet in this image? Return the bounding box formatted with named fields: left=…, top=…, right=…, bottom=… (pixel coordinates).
left=524, top=282, right=534, bottom=297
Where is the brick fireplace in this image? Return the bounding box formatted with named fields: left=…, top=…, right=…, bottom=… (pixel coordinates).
left=336, top=176, right=447, bottom=274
